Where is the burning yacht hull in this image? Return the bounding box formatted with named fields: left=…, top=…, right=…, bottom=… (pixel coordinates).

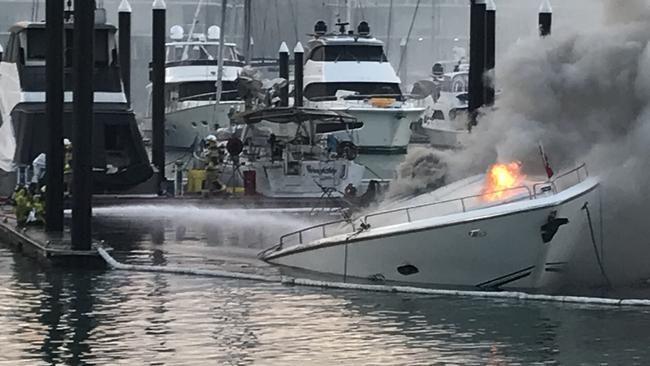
left=261, top=173, right=600, bottom=290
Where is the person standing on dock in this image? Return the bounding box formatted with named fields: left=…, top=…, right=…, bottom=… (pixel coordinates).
left=202, top=135, right=225, bottom=195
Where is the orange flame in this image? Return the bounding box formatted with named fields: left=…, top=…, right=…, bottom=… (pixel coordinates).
left=482, top=162, right=526, bottom=201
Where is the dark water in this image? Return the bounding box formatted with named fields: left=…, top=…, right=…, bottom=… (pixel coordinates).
left=1, top=210, right=650, bottom=365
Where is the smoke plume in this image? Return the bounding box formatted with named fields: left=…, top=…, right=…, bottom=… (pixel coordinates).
left=395, top=0, right=650, bottom=286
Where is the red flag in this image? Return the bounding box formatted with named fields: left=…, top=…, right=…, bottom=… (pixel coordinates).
left=538, top=143, right=554, bottom=179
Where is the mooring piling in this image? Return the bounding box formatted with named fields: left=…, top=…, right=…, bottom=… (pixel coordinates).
left=485, top=0, right=496, bottom=107
left=468, top=0, right=487, bottom=124
left=45, top=0, right=65, bottom=233
left=118, top=0, right=132, bottom=107
left=293, top=42, right=304, bottom=107
left=539, top=0, right=552, bottom=37
left=71, top=0, right=95, bottom=250
left=151, top=0, right=167, bottom=193
left=278, top=41, right=290, bottom=107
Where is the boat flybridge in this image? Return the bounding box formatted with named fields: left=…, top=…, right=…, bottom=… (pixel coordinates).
left=155, top=24, right=245, bottom=149
left=222, top=107, right=366, bottom=198
left=303, top=20, right=425, bottom=154
left=0, top=19, right=152, bottom=194
left=260, top=163, right=600, bottom=291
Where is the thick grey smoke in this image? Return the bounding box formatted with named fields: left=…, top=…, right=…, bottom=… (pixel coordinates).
left=394, top=0, right=650, bottom=286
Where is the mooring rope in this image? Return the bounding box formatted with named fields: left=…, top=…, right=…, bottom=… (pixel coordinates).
left=97, top=247, right=650, bottom=307
left=582, top=202, right=612, bottom=288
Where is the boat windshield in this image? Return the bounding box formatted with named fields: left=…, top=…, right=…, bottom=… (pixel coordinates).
left=309, top=45, right=387, bottom=62
left=434, top=73, right=469, bottom=93
left=166, top=43, right=239, bottom=62
left=305, top=82, right=402, bottom=100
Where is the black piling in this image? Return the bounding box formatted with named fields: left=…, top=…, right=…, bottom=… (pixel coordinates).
left=485, top=0, right=496, bottom=107
left=468, top=0, right=486, bottom=125
left=71, top=0, right=95, bottom=250
left=539, top=0, right=552, bottom=37
left=45, top=0, right=65, bottom=232
left=293, top=42, right=304, bottom=107
left=118, top=0, right=132, bottom=107
left=278, top=42, right=289, bottom=107
left=152, top=0, right=166, bottom=193
left=243, top=0, right=252, bottom=63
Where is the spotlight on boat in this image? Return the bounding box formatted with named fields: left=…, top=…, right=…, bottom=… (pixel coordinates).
left=207, top=25, right=221, bottom=40
left=432, top=63, right=444, bottom=77
left=358, top=21, right=370, bottom=36
left=170, top=25, right=184, bottom=40
left=314, top=20, right=327, bottom=36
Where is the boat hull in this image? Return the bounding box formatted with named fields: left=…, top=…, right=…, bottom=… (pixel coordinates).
left=164, top=101, right=244, bottom=149
left=251, top=160, right=366, bottom=198
left=263, top=179, right=600, bottom=290
left=306, top=103, right=424, bottom=154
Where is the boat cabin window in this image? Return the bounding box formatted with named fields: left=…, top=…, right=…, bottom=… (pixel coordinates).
left=26, top=29, right=47, bottom=62
left=166, top=43, right=237, bottom=62
left=435, top=73, right=469, bottom=93
left=167, top=81, right=239, bottom=101
left=61, top=29, right=115, bottom=68
left=304, top=82, right=402, bottom=100
left=3, top=33, right=20, bottom=63
left=308, top=45, right=387, bottom=62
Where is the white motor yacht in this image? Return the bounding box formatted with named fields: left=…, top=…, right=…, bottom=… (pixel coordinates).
left=149, top=25, right=245, bottom=149
left=302, top=21, right=425, bottom=155
left=218, top=107, right=366, bottom=198
left=260, top=163, right=600, bottom=290
left=420, top=65, right=470, bottom=149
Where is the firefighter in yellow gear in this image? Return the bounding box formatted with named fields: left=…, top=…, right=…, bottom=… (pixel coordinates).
left=202, top=135, right=225, bottom=194
left=13, top=186, right=44, bottom=226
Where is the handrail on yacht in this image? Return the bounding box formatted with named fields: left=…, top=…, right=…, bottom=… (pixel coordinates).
left=269, top=163, right=589, bottom=252
left=176, top=90, right=239, bottom=102
left=362, top=185, right=533, bottom=226
left=273, top=218, right=355, bottom=250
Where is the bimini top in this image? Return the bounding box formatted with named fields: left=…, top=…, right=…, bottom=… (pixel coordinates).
left=234, top=107, right=357, bottom=125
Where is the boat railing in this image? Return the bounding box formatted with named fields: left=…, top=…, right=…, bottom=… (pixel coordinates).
left=531, top=163, right=588, bottom=197
left=363, top=164, right=589, bottom=230
left=271, top=218, right=356, bottom=252
left=362, top=185, right=533, bottom=228
left=267, top=163, right=589, bottom=253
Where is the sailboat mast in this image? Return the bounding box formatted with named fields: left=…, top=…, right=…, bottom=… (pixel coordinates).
left=215, top=0, right=227, bottom=104
left=187, top=0, right=205, bottom=41
left=346, top=0, right=352, bottom=23
left=243, top=0, right=252, bottom=63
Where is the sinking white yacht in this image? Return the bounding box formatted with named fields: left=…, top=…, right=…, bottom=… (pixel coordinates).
left=302, top=21, right=425, bottom=154
left=260, top=163, right=600, bottom=290
left=149, top=25, right=245, bottom=149
left=218, top=107, right=366, bottom=198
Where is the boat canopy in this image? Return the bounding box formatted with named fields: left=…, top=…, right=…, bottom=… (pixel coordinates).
left=234, top=107, right=358, bottom=125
